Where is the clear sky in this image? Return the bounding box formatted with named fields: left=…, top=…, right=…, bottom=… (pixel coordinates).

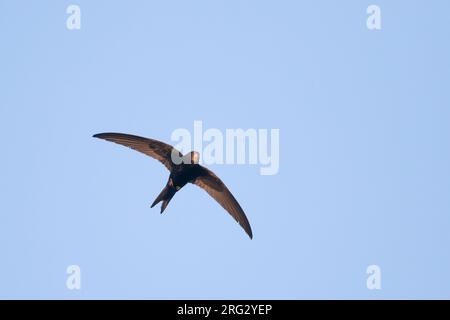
left=1, top=1, right=449, bottom=299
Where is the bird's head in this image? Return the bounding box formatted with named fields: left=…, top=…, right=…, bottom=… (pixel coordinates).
left=185, top=151, right=200, bottom=164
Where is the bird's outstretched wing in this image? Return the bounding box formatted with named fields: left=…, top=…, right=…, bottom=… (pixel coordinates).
left=193, top=166, right=253, bottom=239
left=93, top=133, right=183, bottom=171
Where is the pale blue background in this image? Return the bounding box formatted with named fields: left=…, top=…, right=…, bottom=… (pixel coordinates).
left=1, top=1, right=449, bottom=299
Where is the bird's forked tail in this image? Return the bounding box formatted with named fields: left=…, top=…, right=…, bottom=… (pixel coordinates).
left=151, top=183, right=176, bottom=214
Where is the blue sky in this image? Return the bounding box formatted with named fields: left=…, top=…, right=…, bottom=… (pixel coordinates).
left=1, top=1, right=450, bottom=299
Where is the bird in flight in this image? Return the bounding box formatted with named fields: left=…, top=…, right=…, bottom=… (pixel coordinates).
left=93, top=132, right=253, bottom=239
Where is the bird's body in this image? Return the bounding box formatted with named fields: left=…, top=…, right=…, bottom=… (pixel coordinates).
left=93, top=133, right=253, bottom=239
left=151, top=159, right=202, bottom=214
left=170, top=159, right=202, bottom=190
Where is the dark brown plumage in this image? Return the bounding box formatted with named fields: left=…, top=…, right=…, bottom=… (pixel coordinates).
left=93, top=132, right=253, bottom=239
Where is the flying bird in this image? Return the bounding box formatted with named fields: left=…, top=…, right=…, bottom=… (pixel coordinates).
left=93, top=132, right=253, bottom=239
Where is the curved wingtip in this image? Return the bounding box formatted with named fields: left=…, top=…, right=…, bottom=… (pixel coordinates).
left=247, top=228, right=253, bottom=240
left=93, top=133, right=105, bottom=139
left=242, top=222, right=253, bottom=239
